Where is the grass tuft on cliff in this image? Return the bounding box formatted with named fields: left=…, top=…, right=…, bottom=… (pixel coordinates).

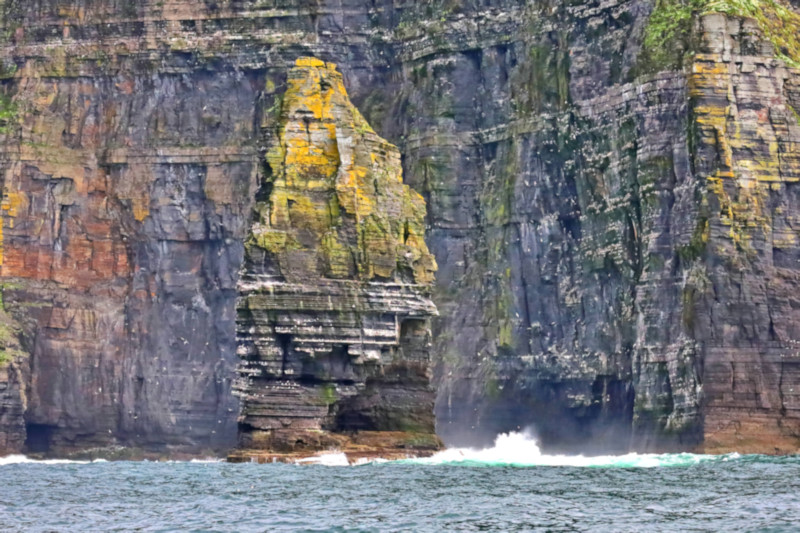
left=642, top=0, right=800, bottom=71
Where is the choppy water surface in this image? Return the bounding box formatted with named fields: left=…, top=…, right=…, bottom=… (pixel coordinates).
left=1, top=432, right=798, bottom=532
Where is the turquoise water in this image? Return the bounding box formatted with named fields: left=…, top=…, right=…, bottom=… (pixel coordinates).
left=1, top=433, right=799, bottom=532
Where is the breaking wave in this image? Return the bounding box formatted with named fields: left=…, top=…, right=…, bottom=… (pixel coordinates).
left=400, top=431, right=741, bottom=468
left=0, top=455, right=108, bottom=466
left=0, top=432, right=747, bottom=469
left=0, top=455, right=226, bottom=466
left=295, top=452, right=351, bottom=467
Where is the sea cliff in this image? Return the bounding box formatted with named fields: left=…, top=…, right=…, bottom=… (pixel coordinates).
left=0, top=0, right=798, bottom=456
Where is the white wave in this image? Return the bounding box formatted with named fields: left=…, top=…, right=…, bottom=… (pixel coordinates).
left=406, top=431, right=728, bottom=468
left=353, top=456, right=389, bottom=466
left=295, top=452, right=351, bottom=466
left=0, top=454, right=97, bottom=466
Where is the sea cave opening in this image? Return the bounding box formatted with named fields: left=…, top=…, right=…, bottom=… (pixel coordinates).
left=24, top=423, right=55, bottom=454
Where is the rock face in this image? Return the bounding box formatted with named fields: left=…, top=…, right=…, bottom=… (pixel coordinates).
left=0, top=302, right=28, bottom=454
left=676, top=13, right=800, bottom=454
left=374, top=0, right=800, bottom=455
left=0, top=0, right=261, bottom=455
left=233, top=58, right=439, bottom=456
left=419, top=3, right=800, bottom=454
left=0, top=0, right=799, bottom=456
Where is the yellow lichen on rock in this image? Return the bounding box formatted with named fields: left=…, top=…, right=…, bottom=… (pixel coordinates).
left=1, top=190, right=24, bottom=219
left=252, top=57, right=436, bottom=284
left=0, top=189, right=26, bottom=266
left=688, top=16, right=800, bottom=253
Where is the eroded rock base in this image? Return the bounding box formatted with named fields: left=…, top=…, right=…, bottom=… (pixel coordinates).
left=227, top=431, right=441, bottom=464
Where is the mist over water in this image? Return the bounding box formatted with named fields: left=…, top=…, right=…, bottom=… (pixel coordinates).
left=404, top=430, right=733, bottom=468
left=2, top=433, right=798, bottom=531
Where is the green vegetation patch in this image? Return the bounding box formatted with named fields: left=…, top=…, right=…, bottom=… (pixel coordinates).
left=789, top=102, right=800, bottom=127
left=642, top=0, right=800, bottom=71
left=706, top=0, right=800, bottom=68
left=641, top=0, right=703, bottom=71
left=0, top=93, right=17, bottom=134
left=0, top=284, right=27, bottom=367
left=319, top=383, right=337, bottom=405
left=676, top=215, right=710, bottom=263
left=0, top=322, right=24, bottom=367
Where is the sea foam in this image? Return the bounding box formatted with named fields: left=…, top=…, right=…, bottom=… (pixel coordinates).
left=402, top=431, right=735, bottom=468
left=0, top=455, right=107, bottom=466
left=295, top=452, right=351, bottom=467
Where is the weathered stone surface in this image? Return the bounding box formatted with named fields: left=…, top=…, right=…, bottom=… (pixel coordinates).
left=386, top=0, right=800, bottom=454
left=0, top=0, right=798, bottom=456
left=0, top=0, right=266, bottom=455
left=234, top=58, right=439, bottom=456
left=677, top=13, right=800, bottom=454
left=0, top=299, right=28, bottom=454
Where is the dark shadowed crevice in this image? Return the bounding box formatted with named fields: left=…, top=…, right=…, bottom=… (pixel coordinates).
left=24, top=424, right=55, bottom=454
left=277, top=333, right=291, bottom=377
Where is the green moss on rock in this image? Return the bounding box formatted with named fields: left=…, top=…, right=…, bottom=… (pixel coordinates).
left=0, top=300, right=25, bottom=368
left=706, top=0, right=800, bottom=68
left=0, top=93, right=17, bottom=134
left=641, top=0, right=800, bottom=71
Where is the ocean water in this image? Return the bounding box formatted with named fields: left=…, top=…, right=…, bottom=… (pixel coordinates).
left=1, top=432, right=798, bottom=532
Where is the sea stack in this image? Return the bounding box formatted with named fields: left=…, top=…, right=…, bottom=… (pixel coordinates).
left=230, top=58, right=440, bottom=462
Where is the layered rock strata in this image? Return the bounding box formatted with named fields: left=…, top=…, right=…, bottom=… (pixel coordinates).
left=231, top=58, right=439, bottom=459
left=0, top=0, right=798, bottom=456
left=391, top=1, right=800, bottom=454
left=0, top=0, right=263, bottom=455
left=677, top=13, right=800, bottom=453
left=0, top=301, right=28, bottom=454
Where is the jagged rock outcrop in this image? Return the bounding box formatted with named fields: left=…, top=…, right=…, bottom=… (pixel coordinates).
left=0, top=0, right=798, bottom=456
left=231, top=58, right=439, bottom=459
